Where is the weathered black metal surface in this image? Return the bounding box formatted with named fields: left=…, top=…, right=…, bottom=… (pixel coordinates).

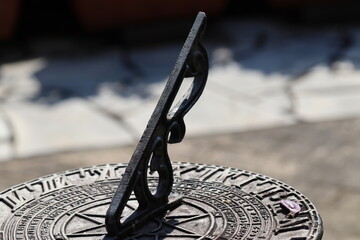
left=105, top=12, right=208, bottom=238
left=0, top=163, right=323, bottom=239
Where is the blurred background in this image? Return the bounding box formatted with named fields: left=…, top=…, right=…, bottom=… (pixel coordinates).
left=1, top=0, right=360, bottom=239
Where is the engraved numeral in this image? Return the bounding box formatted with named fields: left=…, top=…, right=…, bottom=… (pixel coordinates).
left=92, top=165, right=121, bottom=181
left=0, top=176, right=72, bottom=210
left=0, top=189, right=29, bottom=210
left=238, top=177, right=258, bottom=187
left=198, top=168, right=236, bottom=183
left=39, top=176, right=71, bottom=193
left=275, top=215, right=310, bottom=235
left=256, top=184, right=286, bottom=200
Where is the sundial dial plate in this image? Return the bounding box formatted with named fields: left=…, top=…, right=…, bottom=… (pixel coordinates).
left=0, top=162, right=323, bottom=240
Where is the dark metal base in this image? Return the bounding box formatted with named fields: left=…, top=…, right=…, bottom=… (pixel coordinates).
left=0, top=162, right=323, bottom=240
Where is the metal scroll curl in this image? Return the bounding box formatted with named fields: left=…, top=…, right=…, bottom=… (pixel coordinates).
left=105, top=12, right=208, bottom=238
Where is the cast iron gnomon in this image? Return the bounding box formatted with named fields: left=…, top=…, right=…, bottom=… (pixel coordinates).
left=105, top=12, right=208, bottom=238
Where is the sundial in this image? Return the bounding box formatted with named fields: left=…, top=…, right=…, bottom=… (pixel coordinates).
left=0, top=12, right=323, bottom=240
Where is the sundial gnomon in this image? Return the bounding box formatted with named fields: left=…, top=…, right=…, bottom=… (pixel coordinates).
left=0, top=12, right=323, bottom=240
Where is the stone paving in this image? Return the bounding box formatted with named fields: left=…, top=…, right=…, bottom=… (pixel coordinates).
left=0, top=18, right=360, bottom=161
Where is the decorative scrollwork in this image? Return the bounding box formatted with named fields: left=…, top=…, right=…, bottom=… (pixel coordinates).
left=105, top=12, right=209, bottom=238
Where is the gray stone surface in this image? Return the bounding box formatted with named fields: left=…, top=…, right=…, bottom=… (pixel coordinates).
left=2, top=99, right=134, bottom=157
left=185, top=88, right=294, bottom=135
left=0, top=111, right=14, bottom=161
left=213, top=19, right=339, bottom=76
left=0, top=142, right=13, bottom=162
left=0, top=18, right=359, bottom=161
left=294, top=64, right=360, bottom=121
left=0, top=112, right=11, bottom=141
left=0, top=58, right=44, bottom=102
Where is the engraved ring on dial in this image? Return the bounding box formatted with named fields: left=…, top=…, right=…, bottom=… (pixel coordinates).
left=0, top=162, right=323, bottom=240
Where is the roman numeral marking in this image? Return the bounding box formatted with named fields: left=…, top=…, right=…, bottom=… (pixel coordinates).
left=39, top=175, right=71, bottom=193
left=255, top=184, right=286, bottom=200
left=198, top=168, right=236, bottom=182
left=0, top=175, right=72, bottom=210
left=0, top=189, right=29, bottom=210
left=90, top=165, right=122, bottom=181
left=275, top=215, right=311, bottom=235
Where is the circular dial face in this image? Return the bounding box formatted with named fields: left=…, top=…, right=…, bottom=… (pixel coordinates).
left=0, top=163, right=323, bottom=240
